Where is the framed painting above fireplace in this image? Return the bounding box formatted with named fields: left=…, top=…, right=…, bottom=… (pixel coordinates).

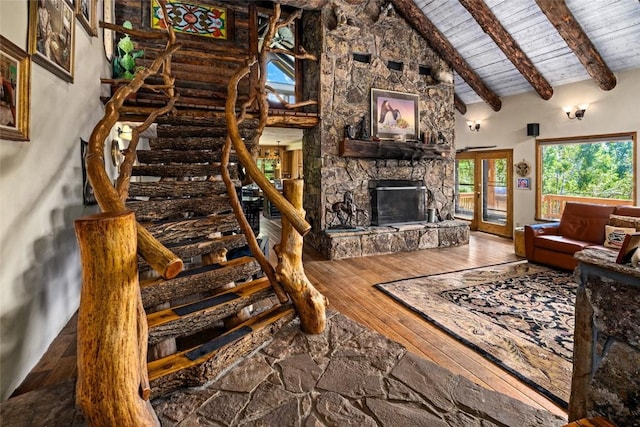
left=371, top=89, right=419, bottom=141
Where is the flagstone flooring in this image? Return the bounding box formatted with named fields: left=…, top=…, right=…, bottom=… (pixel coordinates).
left=1, top=310, right=566, bottom=426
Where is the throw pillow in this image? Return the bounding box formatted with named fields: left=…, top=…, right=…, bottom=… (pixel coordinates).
left=609, top=214, right=640, bottom=230
left=604, top=225, right=636, bottom=249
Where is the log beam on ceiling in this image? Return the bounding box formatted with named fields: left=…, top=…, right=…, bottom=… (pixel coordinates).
left=454, top=93, right=467, bottom=115
left=458, top=0, right=553, bottom=100
left=392, top=0, right=502, bottom=112
left=535, top=0, right=616, bottom=91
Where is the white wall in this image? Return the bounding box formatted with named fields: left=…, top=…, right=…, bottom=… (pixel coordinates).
left=455, top=68, right=640, bottom=229
left=0, top=0, right=109, bottom=400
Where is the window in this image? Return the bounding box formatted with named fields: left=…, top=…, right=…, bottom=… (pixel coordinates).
left=536, top=132, right=637, bottom=220
left=258, top=16, right=297, bottom=108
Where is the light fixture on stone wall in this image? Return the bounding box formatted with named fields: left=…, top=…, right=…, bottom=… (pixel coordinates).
left=563, top=104, right=588, bottom=120
left=467, top=120, right=481, bottom=132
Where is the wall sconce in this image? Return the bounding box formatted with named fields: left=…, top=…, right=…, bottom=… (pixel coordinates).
left=467, top=120, right=481, bottom=132
left=563, top=104, right=589, bottom=120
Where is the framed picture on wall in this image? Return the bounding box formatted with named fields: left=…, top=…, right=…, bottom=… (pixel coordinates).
left=0, top=36, right=31, bottom=141
left=28, top=0, right=76, bottom=83
left=103, top=0, right=115, bottom=60
left=517, top=177, right=531, bottom=190
left=77, top=0, right=97, bottom=37
left=371, top=89, right=419, bottom=141
left=151, top=0, right=229, bottom=39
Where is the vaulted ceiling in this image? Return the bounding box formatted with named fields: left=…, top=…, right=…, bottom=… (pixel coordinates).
left=392, top=0, right=640, bottom=114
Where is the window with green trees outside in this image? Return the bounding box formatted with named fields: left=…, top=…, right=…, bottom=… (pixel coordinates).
left=536, top=133, right=636, bottom=220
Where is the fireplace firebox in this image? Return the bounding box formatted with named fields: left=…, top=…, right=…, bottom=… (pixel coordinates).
left=370, top=180, right=427, bottom=225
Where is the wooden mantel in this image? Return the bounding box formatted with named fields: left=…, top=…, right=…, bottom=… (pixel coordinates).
left=339, top=139, right=452, bottom=160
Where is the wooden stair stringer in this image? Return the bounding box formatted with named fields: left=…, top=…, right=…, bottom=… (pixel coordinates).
left=148, top=304, right=297, bottom=398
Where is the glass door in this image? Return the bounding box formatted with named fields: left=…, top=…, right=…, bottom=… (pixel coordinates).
left=456, top=150, right=513, bottom=237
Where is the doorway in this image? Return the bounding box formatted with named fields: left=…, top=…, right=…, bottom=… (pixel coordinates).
left=455, top=149, right=513, bottom=237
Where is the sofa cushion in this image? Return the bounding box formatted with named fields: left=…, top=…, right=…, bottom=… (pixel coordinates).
left=604, top=225, right=636, bottom=249
left=557, top=202, right=616, bottom=244
left=534, top=235, right=592, bottom=253
left=609, top=214, right=640, bottom=230
left=613, top=205, right=640, bottom=217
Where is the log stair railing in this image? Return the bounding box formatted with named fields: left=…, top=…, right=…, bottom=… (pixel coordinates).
left=75, top=3, right=327, bottom=424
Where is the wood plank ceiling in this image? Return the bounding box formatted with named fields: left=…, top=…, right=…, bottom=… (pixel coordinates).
left=393, top=0, right=640, bottom=113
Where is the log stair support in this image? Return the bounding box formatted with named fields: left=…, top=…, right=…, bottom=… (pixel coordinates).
left=120, top=114, right=297, bottom=398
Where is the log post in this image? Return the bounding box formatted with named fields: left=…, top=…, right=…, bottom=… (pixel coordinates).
left=75, top=210, right=159, bottom=426
left=274, top=180, right=327, bottom=334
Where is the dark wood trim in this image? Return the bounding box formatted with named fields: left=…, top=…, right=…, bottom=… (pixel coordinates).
left=535, top=0, right=616, bottom=91
left=459, top=0, right=553, bottom=100
left=273, top=0, right=328, bottom=10
left=340, top=139, right=452, bottom=160
left=248, top=4, right=259, bottom=108
left=392, top=0, right=502, bottom=112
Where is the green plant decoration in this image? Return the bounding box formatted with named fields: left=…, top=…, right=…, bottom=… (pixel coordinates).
left=113, top=21, right=145, bottom=80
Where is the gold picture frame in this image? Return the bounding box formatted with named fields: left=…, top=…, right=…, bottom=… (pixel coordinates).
left=28, top=0, right=76, bottom=83
left=103, top=0, right=115, bottom=60
left=77, top=0, right=98, bottom=37
left=0, top=36, right=31, bottom=141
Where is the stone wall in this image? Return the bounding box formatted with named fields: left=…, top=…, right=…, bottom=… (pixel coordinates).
left=300, top=1, right=460, bottom=258
left=571, top=249, right=640, bottom=425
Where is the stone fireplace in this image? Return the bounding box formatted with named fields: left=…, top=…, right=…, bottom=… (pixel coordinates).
left=300, top=1, right=469, bottom=259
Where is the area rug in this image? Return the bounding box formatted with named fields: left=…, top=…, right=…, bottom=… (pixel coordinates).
left=374, top=261, right=576, bottom=407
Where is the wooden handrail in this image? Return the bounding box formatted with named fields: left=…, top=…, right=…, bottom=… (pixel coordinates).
left=87, top=7, right=183, bottom=279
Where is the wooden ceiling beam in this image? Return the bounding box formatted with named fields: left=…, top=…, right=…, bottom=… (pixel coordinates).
left=535, top=0, right=616, bottom=91
left=392, top=0, right=502, bottom=112
left=458, top=0, right=553, bottom=100
left=454, top=93, right=467, bottom=115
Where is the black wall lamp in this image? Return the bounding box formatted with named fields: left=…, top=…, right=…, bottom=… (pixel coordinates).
left=466, top=120, right=481, bottom=132
left=563, top=104, right=588, bottom=120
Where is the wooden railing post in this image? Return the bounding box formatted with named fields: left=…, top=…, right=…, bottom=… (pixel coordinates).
left=74, top=210, right=159, bottom=426
left=274, top=179, right=327, bottom=334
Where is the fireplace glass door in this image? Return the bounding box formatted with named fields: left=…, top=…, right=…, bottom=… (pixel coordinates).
left=455, top=150, right=513, bottom=237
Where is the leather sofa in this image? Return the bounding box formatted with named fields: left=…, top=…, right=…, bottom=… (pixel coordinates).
left=524, top=202, right=640, bottom=270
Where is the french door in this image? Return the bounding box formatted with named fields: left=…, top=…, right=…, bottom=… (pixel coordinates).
left=455, top=149, right=513, bottom=237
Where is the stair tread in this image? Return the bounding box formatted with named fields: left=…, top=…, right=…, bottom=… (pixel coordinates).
left=148, top=304, right=296, bottom=382
left=128, top=180, right=231, bottom=198
left=136, top=149, right=238, bottom=164
left=128, top=195, right=233, bottom=222
left=140, top=256, right=261, bottom=308
left=147, top=277, right=271, bottom=329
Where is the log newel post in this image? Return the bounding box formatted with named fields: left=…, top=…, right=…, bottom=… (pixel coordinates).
left=74, top=210, right=159, bottom=426
left=274, top=179, right=328, bottom=334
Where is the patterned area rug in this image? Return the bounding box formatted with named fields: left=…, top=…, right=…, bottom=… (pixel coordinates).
left=375, top=261, right=576, bottom=407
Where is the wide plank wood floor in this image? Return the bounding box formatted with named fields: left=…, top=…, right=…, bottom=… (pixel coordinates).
left=13, top=214, right=567, bottom=419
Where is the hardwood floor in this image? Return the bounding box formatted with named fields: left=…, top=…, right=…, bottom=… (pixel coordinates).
left=12, top=214, right=567, bottom=418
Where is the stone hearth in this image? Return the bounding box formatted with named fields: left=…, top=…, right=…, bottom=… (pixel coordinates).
left=320, top=220, right=469, bottom=260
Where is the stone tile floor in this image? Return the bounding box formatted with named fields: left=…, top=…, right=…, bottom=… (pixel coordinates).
left=1, top=310, right=567, bottom=426
left=152, top=311, right=566, bottom=426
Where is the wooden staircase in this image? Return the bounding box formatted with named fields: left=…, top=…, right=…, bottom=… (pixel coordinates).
left=124, top=115, right=296, bottom=398
left=76, top=9, right=325, bottom=423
